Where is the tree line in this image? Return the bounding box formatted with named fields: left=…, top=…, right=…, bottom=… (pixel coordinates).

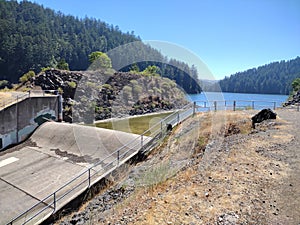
left=219, top=57, right=300, bottom=95
left=0, top=0, right=201, bottom=94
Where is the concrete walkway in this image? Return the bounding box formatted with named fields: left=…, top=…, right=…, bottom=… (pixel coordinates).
left=0, top=122, right=151, bottom=225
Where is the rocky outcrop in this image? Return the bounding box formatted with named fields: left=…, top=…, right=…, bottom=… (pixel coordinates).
left=129, top=96, right=173, bottom=115
left=79, top=72, right=188, bottom=121
left=283, top=90, right=300, bottom=106
left=31, top=69, right=188, bottom=123
left=34, top=69, right=82, bottom=93
left=34, top=69, right=83, bottom=122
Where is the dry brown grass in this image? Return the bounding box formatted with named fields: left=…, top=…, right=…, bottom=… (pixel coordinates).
left=66, top=110, right=296, bottom=224
left=0, top=92, right=12, bottom=99
left=100, top=111, right=264, bottom=224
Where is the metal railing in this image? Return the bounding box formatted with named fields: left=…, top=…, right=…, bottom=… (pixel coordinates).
left=194, top=100, right=282, bottom=111
left=0, top=92, right=29, bottom=109
left=0, top=90, right=58, bottom=110
left=7, top=103, right=195, bottom=225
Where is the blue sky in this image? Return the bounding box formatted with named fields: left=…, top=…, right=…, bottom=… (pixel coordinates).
left=27, top=0, right=300, bottom=80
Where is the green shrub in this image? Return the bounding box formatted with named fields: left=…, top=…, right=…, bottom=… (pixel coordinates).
left=67, top=81, right=77, bottom=89
left=19, top=70, right=35, bottom=83
left=0, top=80, right=9, bottom=89
left=58, top=87, right=63, bottom=94
left=56, top=59, right=69, bottom=70
left=101, top=84, right=113, bottom=90
left=41, top=67, right=52, bottom=72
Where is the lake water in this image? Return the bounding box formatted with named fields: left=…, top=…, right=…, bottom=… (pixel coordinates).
left=188, top=92, right=289, bottom=110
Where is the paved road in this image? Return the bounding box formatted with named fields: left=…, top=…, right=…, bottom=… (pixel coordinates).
left=0, top=122, right=150, bottom=225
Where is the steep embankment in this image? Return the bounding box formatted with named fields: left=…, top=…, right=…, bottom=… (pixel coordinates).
left=55, top=110, right=300, bottom=224
left=27, top=69, right=188, bottom=122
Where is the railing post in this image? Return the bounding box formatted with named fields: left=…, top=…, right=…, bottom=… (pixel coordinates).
left=252, top=101, right=254, bottom=110
left=16, top=96, right=19, bottom=143
left=177, top=112, right=180, bottom=124
left=193, top=101, right=196, bottom=116
left=233, top=101, right=236, bottom=111
left=273, top=102, right=276, bottom=110
left=141, top=135, right=144, bottom=149
left=214, top=101, right=217, bottom=112
left=160, top=121, right=163, bottom=138
left=117, top=150, right=120, bottom=166
left=297, top=103, right=300, bottom=112
left=204, top=101, right=206, bottom=108
left=53, top=192, right=56, bottom=212
left=88, top=169, right=91, bottom=188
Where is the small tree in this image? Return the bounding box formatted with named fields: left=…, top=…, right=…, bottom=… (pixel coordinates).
left=57, top=59, right=69, bottom=70
left=141, top=65, right=160, bottom=76
left=88, top=51, right=112, bottom=70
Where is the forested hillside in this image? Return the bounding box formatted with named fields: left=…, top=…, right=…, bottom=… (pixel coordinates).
left=0, top=0, right=201, bottom=94
left=219, top=57, right=300, bottom=95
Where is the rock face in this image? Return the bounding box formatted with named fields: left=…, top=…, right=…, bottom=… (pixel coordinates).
left=129, top=96, right=173, bottom=116
left=32, top=69, right=188, bottom=123
left=92, top=73, right=188, bottom=120
left=251, top=109, right=276, bottom=128
left=283, top=90, right=300, bottom=106
left=34, top=69, right=83, bottom=122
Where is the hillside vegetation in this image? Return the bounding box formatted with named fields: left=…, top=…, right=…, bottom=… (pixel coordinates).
left=0, top=0, right=201, bottom=94
left=219, top=57, right=300, bottom=95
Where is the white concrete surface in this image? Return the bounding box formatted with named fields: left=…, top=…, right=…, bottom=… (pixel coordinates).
left=0, top=122, right=151, bottom=225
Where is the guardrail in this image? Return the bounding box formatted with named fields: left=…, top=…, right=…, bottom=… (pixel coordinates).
left=0, top=92, right=29, bottom=109
left=0, top=90, right=58, bottom=110
left=7, top=102, right=195, bottom=225
left=195, top=100, right=281, bottom=111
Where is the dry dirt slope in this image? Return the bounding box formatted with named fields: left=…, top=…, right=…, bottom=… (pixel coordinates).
left=56, top=109, right=300, bottom=225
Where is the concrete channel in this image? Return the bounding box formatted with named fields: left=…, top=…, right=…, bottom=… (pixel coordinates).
left=0, top=122, right=151, bottom=225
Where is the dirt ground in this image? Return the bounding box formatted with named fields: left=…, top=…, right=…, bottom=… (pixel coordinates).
left=56, top=109, right=300, bottom=225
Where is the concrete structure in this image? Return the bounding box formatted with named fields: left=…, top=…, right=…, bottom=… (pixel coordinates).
left=0, top=100, right=194, bottom=225
left=0, top=94, right=59, bottom=150
left=0, top=122, right=151, bottom=225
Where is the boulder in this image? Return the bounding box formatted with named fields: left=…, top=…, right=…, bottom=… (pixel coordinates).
left=251, top=108, right=276, bottom=128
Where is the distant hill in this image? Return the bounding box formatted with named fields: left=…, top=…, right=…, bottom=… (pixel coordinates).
left=219, top=57, right=300, bottom=95
left=0, top=0, right=201, bottom=94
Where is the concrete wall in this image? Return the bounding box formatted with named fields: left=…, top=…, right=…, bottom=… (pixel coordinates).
left=0, top=96, right=58, bottom=150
